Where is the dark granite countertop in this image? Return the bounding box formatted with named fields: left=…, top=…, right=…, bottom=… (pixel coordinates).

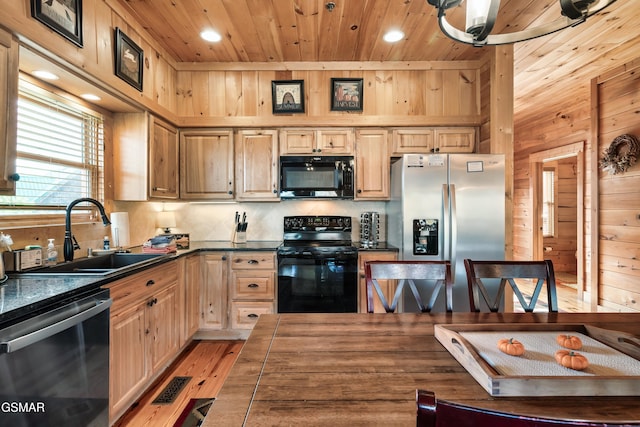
left=355, top=242, right=399, bottom=251
left=0, top=275, right=111, bottom=327
left=0, top=240, right=282, bottom=328
left=183, top=240, right=282, bottom=252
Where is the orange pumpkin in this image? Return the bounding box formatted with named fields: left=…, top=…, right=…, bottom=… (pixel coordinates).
left=556, top=334, right=583, bottom=350
left=497, top=338, right=525, bottom=356
left=555, top=350, right=589, bottom=370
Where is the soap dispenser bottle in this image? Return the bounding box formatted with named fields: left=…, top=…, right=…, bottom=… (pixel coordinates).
left=46, top=238, right=58, bottom=266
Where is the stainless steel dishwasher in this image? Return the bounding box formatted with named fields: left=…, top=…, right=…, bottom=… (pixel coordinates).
left=0, top=288, right=111, bottom=426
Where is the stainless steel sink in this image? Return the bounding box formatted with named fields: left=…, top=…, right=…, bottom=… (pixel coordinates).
left=19, top=253, right=170, bottom=277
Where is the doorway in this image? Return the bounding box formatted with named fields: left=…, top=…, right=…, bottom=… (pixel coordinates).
left=529, top=142, right=586, bottom=310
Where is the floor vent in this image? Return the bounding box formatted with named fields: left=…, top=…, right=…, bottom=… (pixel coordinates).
left=152, top=376, right=192, bottom=405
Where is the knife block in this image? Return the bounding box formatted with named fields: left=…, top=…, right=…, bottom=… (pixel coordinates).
left=232, top=230, right=246, bottom=244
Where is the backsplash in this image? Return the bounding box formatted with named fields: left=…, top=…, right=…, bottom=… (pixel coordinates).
left=114, top=200, right=388, bottom=246
left=1, top=200, right=387, bottom=257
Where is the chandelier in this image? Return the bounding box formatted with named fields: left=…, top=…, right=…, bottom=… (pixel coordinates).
left=426, top=0, right=618, bottom=46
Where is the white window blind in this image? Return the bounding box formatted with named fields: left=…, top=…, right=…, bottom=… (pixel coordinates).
left=542, top=169, right=555, bottom=237
left=0, top=78, right=104, bottom=214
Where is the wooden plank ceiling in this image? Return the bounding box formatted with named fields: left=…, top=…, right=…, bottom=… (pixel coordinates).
left=117, top=0, right=636, bottom=113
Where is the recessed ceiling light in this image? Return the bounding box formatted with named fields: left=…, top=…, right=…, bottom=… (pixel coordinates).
left=200, top=30, right=222, bottom=42
left=383, top=30, right=405, bottom=43
left=81, top=94, right=101, bottom=101
left=32, top=70, right=59, bottom=80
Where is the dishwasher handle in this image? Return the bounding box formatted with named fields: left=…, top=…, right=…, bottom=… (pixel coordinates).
left=0, top=297, right=112, bottom=354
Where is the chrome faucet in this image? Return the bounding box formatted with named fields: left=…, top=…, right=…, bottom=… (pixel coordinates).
left=64, top=198, right=111, bottom=262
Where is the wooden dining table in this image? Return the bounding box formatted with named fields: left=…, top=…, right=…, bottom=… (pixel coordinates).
left=203, top=312, right=640, bottom=426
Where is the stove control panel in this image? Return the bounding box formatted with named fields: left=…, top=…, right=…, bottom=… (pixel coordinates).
left=283, top=215, right=352, bottom=231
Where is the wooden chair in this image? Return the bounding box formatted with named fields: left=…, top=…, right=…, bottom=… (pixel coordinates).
left=464, top=259, right=558, bottom=312
left=364, top=260, right=453, bottom=313
left=416, top=389, right=632, bottom=427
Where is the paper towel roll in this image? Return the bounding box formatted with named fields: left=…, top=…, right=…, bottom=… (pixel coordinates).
left=110, top=212, right=130, bottom=248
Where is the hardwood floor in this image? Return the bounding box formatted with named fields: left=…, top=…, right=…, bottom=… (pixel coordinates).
left=113, top=340, right=243, bottom=427
left=514, top=272, right=589, bottom=313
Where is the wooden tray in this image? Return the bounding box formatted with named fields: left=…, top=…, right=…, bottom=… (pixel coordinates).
left=434, top=323, right=640, bottom=397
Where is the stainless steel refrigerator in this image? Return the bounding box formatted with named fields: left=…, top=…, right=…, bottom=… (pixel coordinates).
left=387, top=153, right=505, bottom=312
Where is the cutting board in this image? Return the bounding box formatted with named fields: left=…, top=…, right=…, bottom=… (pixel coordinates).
left=434, top=323, right=640, bottom=397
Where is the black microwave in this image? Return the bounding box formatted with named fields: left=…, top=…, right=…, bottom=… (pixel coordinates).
left=279, top=156, right=354, bottom=199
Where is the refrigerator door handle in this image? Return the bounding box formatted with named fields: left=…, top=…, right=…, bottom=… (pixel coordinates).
left=443, top=183, right=450, bottom=261
left=450, top=184, right=458, bottom=274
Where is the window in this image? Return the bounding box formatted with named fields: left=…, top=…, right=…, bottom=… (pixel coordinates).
left=0, top=77, right=104, bottom=216
left=542, top=169, right=555, bottom=237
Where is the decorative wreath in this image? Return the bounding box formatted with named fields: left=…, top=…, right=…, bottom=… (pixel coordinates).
left=599, top=134, right=639, bottom=175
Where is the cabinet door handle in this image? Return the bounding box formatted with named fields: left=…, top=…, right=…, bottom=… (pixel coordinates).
left=247, top=313, right=259, bottom=318
left=146, top=280, right=155, bottom=287
left=248, top=260, right=259, bottom=264
left=222, top=255, right=227, bottom=261
left=153, top=187, right=169, bottom=192
left=248, top=283, right=259, bottom=288
left=8, top=173, right=20, bottom=182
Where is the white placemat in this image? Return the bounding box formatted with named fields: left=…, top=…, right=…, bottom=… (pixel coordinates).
left=460, top=331, right=640, bottom=377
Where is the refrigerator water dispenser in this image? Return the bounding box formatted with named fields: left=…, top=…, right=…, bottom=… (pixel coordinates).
left=413, top=219, right=438, bottom=255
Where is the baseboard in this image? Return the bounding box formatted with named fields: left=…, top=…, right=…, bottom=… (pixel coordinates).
left=194, top=329, right=251, bottom=340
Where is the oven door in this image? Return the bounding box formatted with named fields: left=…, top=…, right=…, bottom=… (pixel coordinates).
left=277, top=251, right=357, bottom=313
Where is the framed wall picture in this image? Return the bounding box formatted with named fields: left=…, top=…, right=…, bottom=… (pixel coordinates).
left=30, top=0, right=83, bottom=47
left=114, top=28, right=143, bottom=91
left=272, top=80, right=305, bottom=114
left=331, top=78, right=363, bottom=112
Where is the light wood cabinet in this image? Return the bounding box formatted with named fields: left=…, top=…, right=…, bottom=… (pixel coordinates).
left=149, top=117, right=179, bottom=199
left=280, top=128, right=354, bottom=155
left=229, top=251, right=276, bottom=330
left=434, top=127, right=476, bottom=153
left=180, top=129, right=234, bottom=199
left=391, top=128, right=435, bottom=155
left=355, top=129, right=390, bottom=200
left=235, top=129, right=279, bottom=200
left=390, top=127, right=476, bottom=155
left=180, top=254, right=201, bottom=346
left=110, top=303, right=146, bottom=421
left=113, top=113, right=179, bottom=200
left=358, top=251, right=398, bottom=313
left=229, top=301, right=274, bottom=329
left=147, top=284, right=180, bottom=372
left=108, top=261, right=179, bottom=422
left=200, top=253, right=229, bottom=331
left=0, top=29, right=18, bottom=195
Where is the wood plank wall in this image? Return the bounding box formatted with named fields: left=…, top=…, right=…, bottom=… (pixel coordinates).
left=594, top=60, right=640, bottom=312
left=173, top=66, right=481, bottom=127
left=514, top=55, right=640, bottom=313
